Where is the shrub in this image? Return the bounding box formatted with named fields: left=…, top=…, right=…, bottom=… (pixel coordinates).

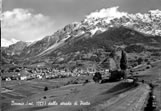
left=137, top=57, right=143, bottom=65
left=144, top=58, right=149, bottom=62
left=93, top=72, right=102, bottom=83
left=147, top=61, right=151, bottom=65
left=146, top=66, right=150, bottom=69
left=44, top=86, right=48, bottom=91
left=109, top=70, right=126, bottom=81
left=84, top=80, right=89, bottom=84
left=73, top=81, right=78, bottom=84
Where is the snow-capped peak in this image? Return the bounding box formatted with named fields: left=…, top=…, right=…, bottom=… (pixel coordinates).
left=148, top=9, right=161, bottom=16
left=1, top=38, right=19, bottom=47
left=83, top=6, right=161, bottom=36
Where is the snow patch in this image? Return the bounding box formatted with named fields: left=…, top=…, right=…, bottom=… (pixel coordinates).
left=1, top=38, right=19, bottom=47
left=90, top=27, right=106, bottom=35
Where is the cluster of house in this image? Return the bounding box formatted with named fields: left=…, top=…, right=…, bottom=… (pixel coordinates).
left=1, top=66, right=109, bottom=81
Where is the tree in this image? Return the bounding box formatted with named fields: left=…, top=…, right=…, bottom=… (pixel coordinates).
left=120, top=50, right=128, bottom=79
left=109, top=49, right=116, bottom=58
left=120, top=50, right=127, bottom=70
left=109, top=49, right=119, bottom=71
left=109, top=58, right=117, bottom=72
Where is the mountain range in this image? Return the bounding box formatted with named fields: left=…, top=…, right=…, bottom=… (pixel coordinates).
left=1, top=8, right=161, bottom=69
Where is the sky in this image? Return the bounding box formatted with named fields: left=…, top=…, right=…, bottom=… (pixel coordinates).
left=1, top=0, right=161, bottom=46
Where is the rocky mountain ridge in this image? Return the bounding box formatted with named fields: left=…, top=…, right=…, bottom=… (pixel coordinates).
left=1, top=8, right=161, bottom=68
left=2, top=41, right=31, bottom=55
left=17, top=9, right=161, bottom=56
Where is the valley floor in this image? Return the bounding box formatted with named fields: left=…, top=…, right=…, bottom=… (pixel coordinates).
left=1, top=61, right=161, bottom=111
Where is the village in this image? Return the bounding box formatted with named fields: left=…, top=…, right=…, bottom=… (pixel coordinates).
left=1, top=66, right=109, bottom=81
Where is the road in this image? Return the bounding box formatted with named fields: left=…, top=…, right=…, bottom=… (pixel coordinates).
left=90, top=84, right=149, bottom=111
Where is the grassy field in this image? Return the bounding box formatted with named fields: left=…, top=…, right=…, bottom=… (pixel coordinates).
left=1, top=75, right=92, bottom=111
